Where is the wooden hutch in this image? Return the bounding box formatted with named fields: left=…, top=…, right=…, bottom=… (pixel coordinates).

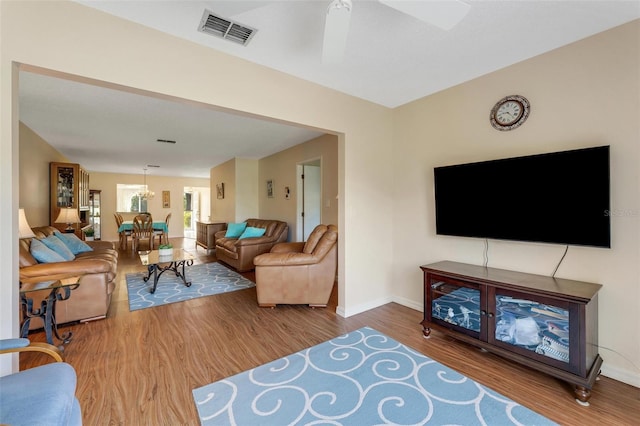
left=50, top=162, right=90, bottom=238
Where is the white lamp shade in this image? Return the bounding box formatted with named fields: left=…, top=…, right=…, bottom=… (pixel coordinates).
left=55, top=208, right=81, bottom=228
left=18, top=209, right=36, bottom=239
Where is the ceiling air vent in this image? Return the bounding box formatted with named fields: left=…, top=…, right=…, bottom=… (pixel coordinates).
left=198, top=9, right=257, bottom=46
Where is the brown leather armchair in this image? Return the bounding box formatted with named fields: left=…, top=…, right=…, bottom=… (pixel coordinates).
left=253, top=224, right=338, bottom=308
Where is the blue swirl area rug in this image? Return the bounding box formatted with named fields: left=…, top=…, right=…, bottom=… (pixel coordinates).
left=126, top=262, right=255, bottom=311
left=193, top=326, right=557, bottom=426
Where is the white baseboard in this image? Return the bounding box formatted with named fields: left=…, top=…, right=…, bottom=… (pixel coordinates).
left=392, top=295, right=423, bottom=312
left=337, top=296, right=422, bottom=318
left=601, top=364, right=640, bottom=388
left=337, top=296, right=393, bottom=318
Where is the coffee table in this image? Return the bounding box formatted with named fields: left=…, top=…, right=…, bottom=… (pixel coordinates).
left=138, top=249, right=195, bottom=294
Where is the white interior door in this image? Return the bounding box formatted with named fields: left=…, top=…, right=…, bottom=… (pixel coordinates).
left=298, top=161, right=321, bottom=241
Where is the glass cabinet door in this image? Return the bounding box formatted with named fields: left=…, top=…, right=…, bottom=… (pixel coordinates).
left=490, top=289, right=571, bottom=366
left=89, top=190, right=101, bottom=240
left=55, top=165, right=75, bottom=208
left=428, top=276, right=483, bottom=339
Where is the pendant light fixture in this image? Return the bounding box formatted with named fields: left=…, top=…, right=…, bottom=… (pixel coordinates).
left=137, top=168, right=155, bottom=200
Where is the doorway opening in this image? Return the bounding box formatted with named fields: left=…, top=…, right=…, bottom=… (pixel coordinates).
left=183, top=186, right=210, bottom=239
left=296, top=158, right=322, bottom=241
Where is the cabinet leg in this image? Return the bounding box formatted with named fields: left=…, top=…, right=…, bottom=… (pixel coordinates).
left=422, top=326, right=431, bottom=339
left=574, top=385, right=591, bottom=406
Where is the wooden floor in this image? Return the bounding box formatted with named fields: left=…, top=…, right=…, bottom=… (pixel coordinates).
left=21, top=238, right=639, bottom=425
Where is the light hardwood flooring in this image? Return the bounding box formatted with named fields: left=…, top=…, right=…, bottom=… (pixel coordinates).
left=20, top=238, right=639, bottom=425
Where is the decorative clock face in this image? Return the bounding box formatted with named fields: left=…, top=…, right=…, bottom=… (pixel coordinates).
left=490, top=95, right=530, bottom=131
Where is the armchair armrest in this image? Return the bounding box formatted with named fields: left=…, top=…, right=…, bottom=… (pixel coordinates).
left=254, top=251, right=319, bottom=267
left=0, top=338, right=63, bottom=362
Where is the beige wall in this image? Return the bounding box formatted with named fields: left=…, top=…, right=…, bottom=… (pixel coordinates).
left=210, top=158, right=237, bottom=222
left=259, top=134, right=339, bottom=241
left=210, top=157, right=260, bottom=223
left=390, top=21, right=640, bottom=386
left=1, top=1, right=637, bottom=388
left=89, top=172, right=209, bottom=242
left=235, top=158, right=259, bottom=222
left=210, top=134, right=338, bottom=242
left=18, top=122, right=68, bottom=226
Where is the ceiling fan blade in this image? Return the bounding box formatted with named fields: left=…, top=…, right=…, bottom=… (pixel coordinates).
left=379, top=0, right=471, bottom=31
left=322, top=0, right=353, bottom=64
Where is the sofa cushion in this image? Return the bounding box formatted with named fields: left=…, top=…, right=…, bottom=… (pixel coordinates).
left=39, top=235, right=75, bottom=261
left=221, top=238, right=239, bottom=252
left=239, top=226, right=266, bottom=240
left=225, top=222, right=247, bottom=238
left=54, top=230, right=93, bottom=255
left=30, top=238, right=67, bottom=263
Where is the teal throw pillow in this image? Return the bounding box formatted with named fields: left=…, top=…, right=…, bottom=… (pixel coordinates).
left=39, top=235, right=75, bottom=261
left=54, top=230, right=93, bottom=255
left=30, top=238, right=66, bottom=263
left=225, top=222, right=247, bottom=238
left=238, top=226, right=266, bottom=240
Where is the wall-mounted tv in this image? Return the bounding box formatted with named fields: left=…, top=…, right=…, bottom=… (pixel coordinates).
left=434, top=145, right=610, bottom=248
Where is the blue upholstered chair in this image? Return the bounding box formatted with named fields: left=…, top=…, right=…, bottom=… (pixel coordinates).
left=0, top=338, right=82, bottom=425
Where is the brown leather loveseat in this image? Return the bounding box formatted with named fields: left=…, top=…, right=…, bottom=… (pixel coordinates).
left=19, top=226, right=118, bottom=329
left=215, top=219, right=288, bottom=272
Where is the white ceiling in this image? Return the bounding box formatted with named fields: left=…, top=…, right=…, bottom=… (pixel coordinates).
left=19, top=72, right=324, bottom=178
left=19, top=1, right=640, bottom=178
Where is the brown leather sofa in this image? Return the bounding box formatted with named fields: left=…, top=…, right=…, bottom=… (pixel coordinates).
left=19, top=226, right=118, bottom=329
left=253, top=224, right=338, bottom=308
left=215, top=219, right=288, bottom=272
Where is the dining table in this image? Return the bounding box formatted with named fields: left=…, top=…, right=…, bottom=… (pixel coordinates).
left=118, top=220, right=168, bottom=234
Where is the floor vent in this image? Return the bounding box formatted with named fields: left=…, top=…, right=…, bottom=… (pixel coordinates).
left=198, top=9, right=257, bottom=46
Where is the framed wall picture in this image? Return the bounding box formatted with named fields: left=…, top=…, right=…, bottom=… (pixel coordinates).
left=266, top=179, right=274, bottom=198
left=162, top=191, right=170, bottom=208
left=216, top=183, right=225, bottom=199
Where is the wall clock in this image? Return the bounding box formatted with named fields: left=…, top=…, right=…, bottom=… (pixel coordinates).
left=490, top=95, right=530, bottom=131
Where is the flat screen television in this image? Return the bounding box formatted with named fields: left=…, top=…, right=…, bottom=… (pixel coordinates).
left=434, top=145, right=610, bottom=248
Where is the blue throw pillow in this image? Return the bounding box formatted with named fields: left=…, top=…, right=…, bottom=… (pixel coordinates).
left=30, top=238, right=66, bottom=263
left=39, top=235, right=75, bottom=261
left=238, top=226, right=266, bottom=240
left=225, top=222, right=247, bottom=238
left=54, top=230, right=93, bottom=255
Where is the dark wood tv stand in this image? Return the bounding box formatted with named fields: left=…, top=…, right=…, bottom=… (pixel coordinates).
left=420, top=261, right=603, bottom=405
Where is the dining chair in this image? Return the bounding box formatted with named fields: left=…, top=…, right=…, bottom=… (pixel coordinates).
left=154, top=212, right=171, bottom=246
left=132, top=213, right=154, bottom=251
left=114, top=213, right=131, bottom=250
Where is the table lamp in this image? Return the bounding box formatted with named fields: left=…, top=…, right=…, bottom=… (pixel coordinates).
left=55, top=207, right=81, bottom=232
left=18, top=208, right=36, bottom=239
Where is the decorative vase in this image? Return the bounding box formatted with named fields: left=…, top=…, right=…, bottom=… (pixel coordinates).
left=85, top=236, right=94, bottom=241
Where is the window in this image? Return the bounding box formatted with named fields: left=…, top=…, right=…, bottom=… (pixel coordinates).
left=116, top=184, right=148, bottom=213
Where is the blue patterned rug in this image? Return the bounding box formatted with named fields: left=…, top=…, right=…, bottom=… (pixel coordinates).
left=193, top=327, right=556, bottom=425
left=126, top=262, right=255, bottom=311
